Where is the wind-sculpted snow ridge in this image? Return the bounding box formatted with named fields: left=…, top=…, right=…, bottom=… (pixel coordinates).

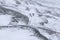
left=0, top=0, right=60, bottom=40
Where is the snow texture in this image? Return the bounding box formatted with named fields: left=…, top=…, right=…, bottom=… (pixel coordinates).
left=0, top=0, right=60, bottom=40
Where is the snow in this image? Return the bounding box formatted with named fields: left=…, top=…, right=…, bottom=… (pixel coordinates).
left=0, top=28, right=39, bottom=40
left=0, top=0, right=60, bottom=40
left=0, top=15, right=12, bottom=26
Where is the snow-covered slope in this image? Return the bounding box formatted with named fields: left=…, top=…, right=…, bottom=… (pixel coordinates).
left=0, top=28, right=39, bottom=40
left=0, top=0, right=60, bottom=40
